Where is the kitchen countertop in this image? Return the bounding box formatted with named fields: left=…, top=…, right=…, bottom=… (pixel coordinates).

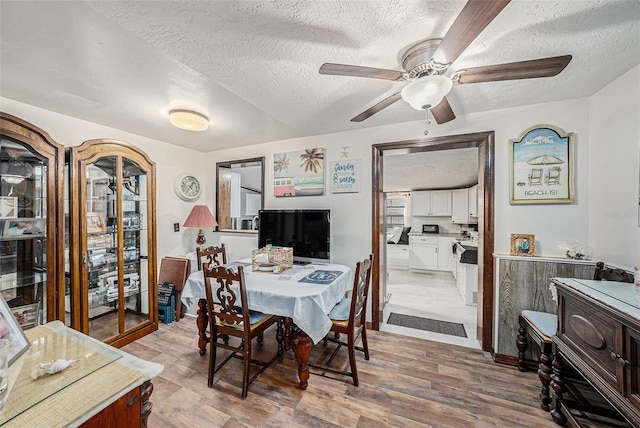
left=408, top=232, right=479, bottom=247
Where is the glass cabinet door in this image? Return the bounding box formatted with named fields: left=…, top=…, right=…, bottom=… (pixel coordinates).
left=68, top=139, right=156, bottom=347
left=0, top=113, right=65, bottom=328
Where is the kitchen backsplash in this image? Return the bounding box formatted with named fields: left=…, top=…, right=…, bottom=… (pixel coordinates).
left=409, top=218, right=477, bottom=235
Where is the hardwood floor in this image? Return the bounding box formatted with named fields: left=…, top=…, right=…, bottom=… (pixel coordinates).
left=122, top=317, right=557, bottom=427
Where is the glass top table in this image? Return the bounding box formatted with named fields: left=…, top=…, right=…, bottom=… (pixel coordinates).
left=552, top=277, right=640, bottom=319
left=0, top=323, right=122, bottom=425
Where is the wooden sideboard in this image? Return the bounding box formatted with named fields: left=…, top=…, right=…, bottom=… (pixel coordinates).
left=550, top=278, right=640, bottom=427
left=1, top=321, right=163, bottom=427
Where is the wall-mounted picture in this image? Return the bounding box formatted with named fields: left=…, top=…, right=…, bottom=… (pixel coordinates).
left=273, top=148, right=325, bottom=197
left=330, top=159, right=361, bottom=193
left=510, top=125, right=574, bottom=204
left=3, top=218, right=43, bottom=236
left=11, top=302, right=39, bottom=329
left=510, top=234, right=535, bottom=257
left=86, top=211, right=106, bottom=233
left=0, top=294, right=31, bottom=365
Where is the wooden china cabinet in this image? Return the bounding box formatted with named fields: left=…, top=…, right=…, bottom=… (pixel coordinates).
left=66, top=139, right=157, bottom=347
left=0, top=113, right=65, bottom=326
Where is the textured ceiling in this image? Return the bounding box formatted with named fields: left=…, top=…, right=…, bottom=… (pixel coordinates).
left=1, top=1, right=639, bottom=152
left=383, top=147, right=479, bottom=191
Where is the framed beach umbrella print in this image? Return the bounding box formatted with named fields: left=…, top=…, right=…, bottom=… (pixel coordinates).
left=509, top=124, right=574, bottom=204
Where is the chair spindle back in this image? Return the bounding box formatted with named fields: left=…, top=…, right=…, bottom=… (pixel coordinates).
left=197, top=243, right=227, bottom=271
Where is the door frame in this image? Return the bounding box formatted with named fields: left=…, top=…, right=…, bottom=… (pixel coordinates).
left=371, top=131, right=495, bottom=352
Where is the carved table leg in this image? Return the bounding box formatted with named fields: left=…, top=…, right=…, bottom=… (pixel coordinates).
left=284, top=317, right=311, bottom=390
left=141, top=380, right=154, bottom=428
left=538, top=341, right=553, bottom=411
left=276, top=318, right=284, bottom=362
left=196, top=298, right=208, bottom=356
left=283, top=318, right=292, bottom=352
left=516, top=325, right=528, bottom=372
left=550, top=345, right=567, bottom=425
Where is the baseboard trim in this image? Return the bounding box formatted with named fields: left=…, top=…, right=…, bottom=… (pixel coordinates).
left=493, top=353, right=520, bottom=367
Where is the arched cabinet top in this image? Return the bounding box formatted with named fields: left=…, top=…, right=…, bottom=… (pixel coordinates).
left=72, top=138, right=155, bottom=168
left=1, top=112, right=64, bottom=158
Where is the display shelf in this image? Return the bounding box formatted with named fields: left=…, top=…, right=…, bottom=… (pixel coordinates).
left=66, top=139, right=156, bottom=347
left=1, top=113, right=65, bottom=328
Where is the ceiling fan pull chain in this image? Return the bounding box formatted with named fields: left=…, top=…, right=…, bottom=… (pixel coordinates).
left=424, top=109, right=432, bottom=136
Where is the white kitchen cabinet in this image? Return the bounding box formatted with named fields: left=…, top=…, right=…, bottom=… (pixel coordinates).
left=410, top=190, right=452, bottom=216
left=469, top=184, right=478, bottom=218
left=387, top=244, right=409, bottom=268
left=410, top=191, right=429, bottom=215
left=451, top=188, right=470, bottom=224
left=409, top=235, right=438, bottom=271
left=438, top=237, right=455, bottom=272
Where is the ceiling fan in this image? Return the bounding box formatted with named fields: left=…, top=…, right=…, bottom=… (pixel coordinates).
left=319, top=0, right=572, bottom=124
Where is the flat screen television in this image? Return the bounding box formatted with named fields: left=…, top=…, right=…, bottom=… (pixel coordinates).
left=258, top=209, right=330, bottom=264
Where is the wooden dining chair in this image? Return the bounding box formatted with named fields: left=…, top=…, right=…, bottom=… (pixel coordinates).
left=203, top=262, right=279, bottom=399
left=158, top=256, right=191, bottom=321
left=309, top=254, right=373, bottom=386
left=197, top=243, right=226, bottom=271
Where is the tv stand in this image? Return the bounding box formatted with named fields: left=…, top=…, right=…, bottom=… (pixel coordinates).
left=293, top=259, right=330, bottom=265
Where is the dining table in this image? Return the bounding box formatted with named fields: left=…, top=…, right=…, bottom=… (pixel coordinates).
left=181, top=260, right=352, bottom=389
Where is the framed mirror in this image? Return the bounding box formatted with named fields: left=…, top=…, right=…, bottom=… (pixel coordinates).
left=216, top=157, right=264, bottom=231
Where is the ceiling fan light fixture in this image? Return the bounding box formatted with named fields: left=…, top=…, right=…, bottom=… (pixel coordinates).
left=401, top=75, right=453, bottom=111
left=169, top=109, right=209, bottom=131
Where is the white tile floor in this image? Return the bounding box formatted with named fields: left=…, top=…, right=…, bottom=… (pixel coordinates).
left=381, top=268, right=482, bottom=349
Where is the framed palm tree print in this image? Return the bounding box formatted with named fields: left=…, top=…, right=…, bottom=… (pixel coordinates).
left=273, top=148, right=325, bottom=197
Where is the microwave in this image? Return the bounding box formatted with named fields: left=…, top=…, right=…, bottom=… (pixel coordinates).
left=422, top=224, right=440, bottom=234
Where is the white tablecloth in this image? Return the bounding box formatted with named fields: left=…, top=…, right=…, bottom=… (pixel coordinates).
left=181, top=262, right=353, bottom=344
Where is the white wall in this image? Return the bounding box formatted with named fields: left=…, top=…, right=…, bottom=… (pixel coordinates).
left=206, top=96, right=593, bottom=268
left=588, top=65, right=640, bottom=270
left=0, top=97, right=211, bottom=260
left=4, top=65, right=637, bottom=273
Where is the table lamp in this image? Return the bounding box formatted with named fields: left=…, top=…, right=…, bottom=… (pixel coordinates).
left=183, top=205, right=217, bottom=248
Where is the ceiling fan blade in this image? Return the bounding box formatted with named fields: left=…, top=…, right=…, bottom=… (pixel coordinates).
left=431, top=97, right=456, bottom=124
left=454, top=55, right=572, bottom=84
left=351, top=93, right=402, bottom=122
left=433, top=0, right=511, bottom=65
left=320, top=63, right=404, bottom=81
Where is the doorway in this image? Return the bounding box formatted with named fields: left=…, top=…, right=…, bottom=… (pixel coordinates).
left=371, top=131, right=495, bottom=352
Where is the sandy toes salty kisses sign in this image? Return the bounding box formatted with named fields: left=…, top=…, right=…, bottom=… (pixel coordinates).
left=330, top=159, right=360, bottom=193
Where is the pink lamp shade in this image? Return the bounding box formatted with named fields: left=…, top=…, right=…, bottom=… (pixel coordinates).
left=183, top=205, right=217, bottom=247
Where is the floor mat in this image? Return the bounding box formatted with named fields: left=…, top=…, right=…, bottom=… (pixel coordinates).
left=387, top=313, right=467, bottom=338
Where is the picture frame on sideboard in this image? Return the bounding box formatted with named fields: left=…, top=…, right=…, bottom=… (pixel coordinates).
left=510, top=234, right=535, bottom=257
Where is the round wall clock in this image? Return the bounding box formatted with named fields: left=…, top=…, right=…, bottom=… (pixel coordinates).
left=174, top=174, right=201, bottom=201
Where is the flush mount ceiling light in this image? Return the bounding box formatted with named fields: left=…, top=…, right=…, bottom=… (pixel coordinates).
left=400, top=75, right=453, bottom=111
left=169, top=109, right=209, bottom=131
